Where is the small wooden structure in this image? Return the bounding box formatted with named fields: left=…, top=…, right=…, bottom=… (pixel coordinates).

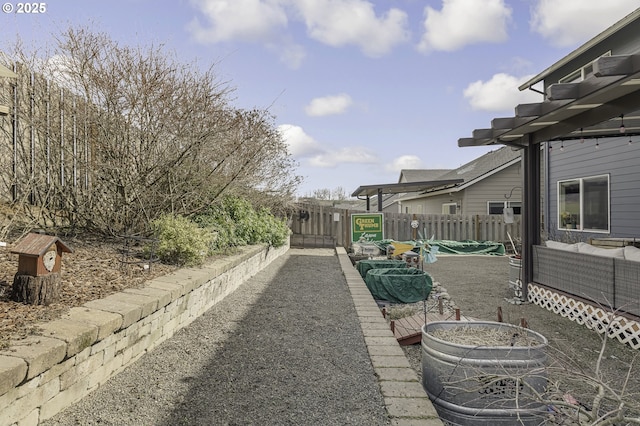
left=390, top=309, right=473, bottom=345
left=10, top=233, right=73, bottom=305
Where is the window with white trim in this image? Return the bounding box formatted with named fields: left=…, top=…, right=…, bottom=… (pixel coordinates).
left=442, top=203, right=457, bottom=214
left=487, top=201, right=521, bottom=215
left=557, top=175, right=609, bottom=232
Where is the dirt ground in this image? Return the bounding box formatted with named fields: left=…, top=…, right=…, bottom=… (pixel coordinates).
left=401, top=254, right=640, bottom=423
left=0, top=234, right=179, bottom=350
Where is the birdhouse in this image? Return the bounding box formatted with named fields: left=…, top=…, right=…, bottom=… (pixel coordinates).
left=402, top=250, right=420, bottom=268
left=11, top=233, right=73, bottom=277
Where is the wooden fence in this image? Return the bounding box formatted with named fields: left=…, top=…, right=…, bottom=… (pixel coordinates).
left=290, top=203, right=522, bottom=248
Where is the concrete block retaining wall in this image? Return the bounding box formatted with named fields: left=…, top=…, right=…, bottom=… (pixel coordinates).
left=0, top=243, right=288, bottom=426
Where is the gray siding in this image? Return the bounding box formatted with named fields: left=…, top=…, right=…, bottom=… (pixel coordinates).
left=397, top=162, right=523, bottom=215
left=399, top=193, right=454, bottom=215
left=546, top=135, right=640, bottom=238
left=462, top=162, right=522, bottom=214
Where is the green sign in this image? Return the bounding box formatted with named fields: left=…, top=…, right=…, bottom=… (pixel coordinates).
left=351, top=213, right=384, bottom=242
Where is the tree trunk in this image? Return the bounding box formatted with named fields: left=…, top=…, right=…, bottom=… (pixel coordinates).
left=11, top=273, right=61, bottom=305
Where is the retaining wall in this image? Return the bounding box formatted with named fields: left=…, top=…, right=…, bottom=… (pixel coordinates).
left=0, top=243, right=288, bottom=426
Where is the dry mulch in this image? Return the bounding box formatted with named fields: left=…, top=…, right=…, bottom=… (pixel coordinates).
left=0, top=235, right=179, bottom=350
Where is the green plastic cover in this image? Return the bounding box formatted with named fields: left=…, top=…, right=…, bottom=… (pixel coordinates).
left=373, top=239, right=505, bottom=256
left=365, top=268, right=433, bottom=303
left=356, top=259, right=407, bottom=279
left=433, top=239, right=505, bottom=255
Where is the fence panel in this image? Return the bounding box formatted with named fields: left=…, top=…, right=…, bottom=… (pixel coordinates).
left=292, top=203, right=522, bottom=248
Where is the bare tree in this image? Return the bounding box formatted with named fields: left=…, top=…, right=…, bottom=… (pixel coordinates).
left=0, top=25, right=300, bottom=235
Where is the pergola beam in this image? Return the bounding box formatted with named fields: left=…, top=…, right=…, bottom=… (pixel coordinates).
left=531, top=90, right=640, bottom=144
left=594, top=54, right=640, bottom=77
left=515, top=100, right=572, bottom=118
left=491, top=116, right=535, bottom=129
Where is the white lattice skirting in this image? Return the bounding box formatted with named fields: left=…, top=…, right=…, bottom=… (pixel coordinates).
left=528, top=283, right=640, bottom=350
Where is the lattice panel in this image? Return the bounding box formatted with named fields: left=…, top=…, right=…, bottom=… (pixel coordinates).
left=528, top=284, right=640, bottom=350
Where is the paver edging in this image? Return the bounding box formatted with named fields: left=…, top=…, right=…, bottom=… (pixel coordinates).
left=0, top=242, right=289, bottom=426
left=335, top=247, right=444, bottom=425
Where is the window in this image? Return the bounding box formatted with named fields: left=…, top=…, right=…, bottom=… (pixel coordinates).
left=442, top=203, right=457, bottom=214
left=488, top=201, right=521, bottom=215
left=559, top=51, right=611, bottom=83
left=557, top=175, right=609, bottom=232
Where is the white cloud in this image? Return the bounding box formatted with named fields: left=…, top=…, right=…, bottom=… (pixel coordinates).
left=278, top=124, right=324, bottom=157
left=384, top=155, right=424, bottom=173
left=309, top=146, right=378, bottom=168
left=305, top=93, right=353, bottom=116
left=418, top=0, right=512, bottom=53
left=279, top=124, right=379, bottom=168
left=187, top=0, right=288, bottom=43
left=266, top=38, right=306, bottom=69
left=291, top=0, right=410, bottom=57
left=463, top=73, right=543, bottom=112
left=530, top=0, right=639, bottom=47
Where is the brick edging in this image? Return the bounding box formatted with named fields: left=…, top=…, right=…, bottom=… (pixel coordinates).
left=335, top=247, right=444, bottom=425
left=0, top=242, right=289, bottom=426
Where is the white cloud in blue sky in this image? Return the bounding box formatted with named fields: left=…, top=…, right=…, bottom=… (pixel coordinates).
left=293, top=0, right=410, bottom=57
left=418, top=0, right=512, bottom=53
left=531, top=0, right=639, bottom=47
left=309, top=146, right=379, bottom=168
left=278, top=124, right=323, bottom=157
left=305, top=94, right=353, bottom=117
left=385, top=155, right=424, bottom=174
left=187, top=0, right=288, bottom=43
left=463, top=73, right=542, bottom=112
left=4, top=0, right=637, bottom=195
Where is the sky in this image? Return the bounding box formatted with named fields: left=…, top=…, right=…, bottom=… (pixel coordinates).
left=1, top=0, right=639, bottom=197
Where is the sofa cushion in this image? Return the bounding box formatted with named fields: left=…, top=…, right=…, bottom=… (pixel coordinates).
left=577, top=243, right=624, bottom=258
left=624, top=245, right=640, bottom=262
left=545, top=240, right=579, bottom=252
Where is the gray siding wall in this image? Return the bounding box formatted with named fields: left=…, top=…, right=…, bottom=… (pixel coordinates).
left=397, top=162, right=523, bottom=215
left=463, top=162, right=522, bottom=214
left=546, top=135, right=640, bottom=239
left=399, top=193, right=454, bottom=215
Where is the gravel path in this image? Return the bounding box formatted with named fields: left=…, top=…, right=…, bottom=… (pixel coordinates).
left=42, top=249, right=391, bottom=426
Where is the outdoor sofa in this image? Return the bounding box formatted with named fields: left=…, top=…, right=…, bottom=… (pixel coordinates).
left=533, top=241, right=640, bottom=317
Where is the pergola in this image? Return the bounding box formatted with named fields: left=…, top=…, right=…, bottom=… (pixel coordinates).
left=351, top=179, right=464, bottom=212
left=458, top=13, right=640, bottom=297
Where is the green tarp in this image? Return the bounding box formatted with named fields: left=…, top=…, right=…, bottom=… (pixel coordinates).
left=373, top=239, right=505, bottom=256
left=431, top=240, right=505, bottom=255
left=356, top=259, right=407, bottom=279
left=364, top=268, right=433, bottom=303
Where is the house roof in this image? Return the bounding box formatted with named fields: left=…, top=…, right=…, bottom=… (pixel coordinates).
left=519, top=8, right=640, bottom=91
left=395, top=146, right=521, bottom=203
left=435, top=146, right=521, bottom=189
left=351, top=179, right=464, bottom=199
left=398, top=169, right=452, bottom=183
left=355, top=146, right=521, bottom=207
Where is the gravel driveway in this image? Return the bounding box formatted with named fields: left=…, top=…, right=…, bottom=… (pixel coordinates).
left=43, top=249, right=391, bottom=426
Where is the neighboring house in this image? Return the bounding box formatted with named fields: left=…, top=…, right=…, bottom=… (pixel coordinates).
left=0, top=64, right=16, bottom=115
left=380, top=169, right=452, bottom=213
left=396, top=146, right=522, bottom=216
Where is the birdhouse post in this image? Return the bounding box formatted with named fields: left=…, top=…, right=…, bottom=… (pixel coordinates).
left=10, top=233, right=73, bottom=305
